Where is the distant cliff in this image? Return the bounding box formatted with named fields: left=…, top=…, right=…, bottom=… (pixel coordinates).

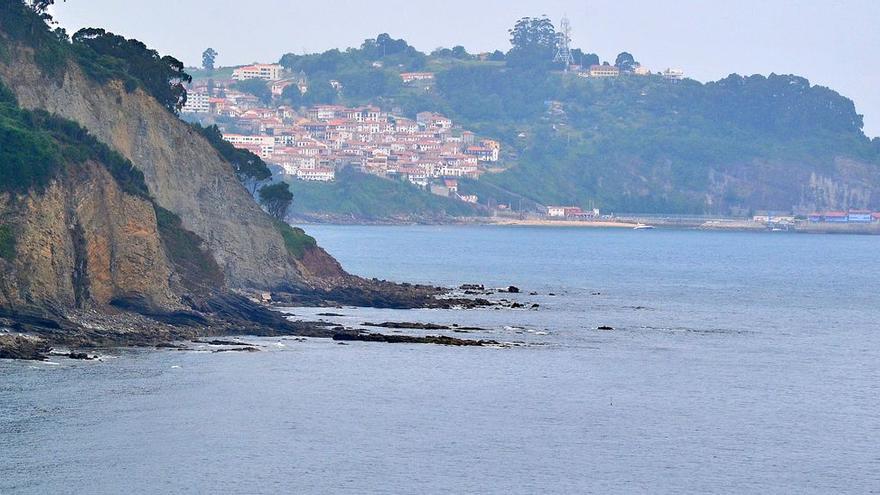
left=439, top=70, right=880, bottom=214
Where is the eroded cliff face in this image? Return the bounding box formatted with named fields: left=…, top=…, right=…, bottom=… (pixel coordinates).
left=0, top=162, right=178, bottom=312
left=704, top=157, right=880, bottom=213
left=0, top=49, right=346, bottom=291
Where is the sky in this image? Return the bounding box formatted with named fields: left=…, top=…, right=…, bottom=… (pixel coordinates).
left=53, top=0, right=880, bottom=137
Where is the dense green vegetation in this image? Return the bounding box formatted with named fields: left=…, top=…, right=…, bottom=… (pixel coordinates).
left=0, top=224, right=15, bottom=260
left=465, top=72, right=878, bottom=212
left=0, top=86, right=61, bottom=192
left=0, top=79, right=149, bottom=196
left=278, top=33, right=423, bottom=106
left=274, top=220, right=317, bottom=260
left=287, top=167, right=477, bottom=219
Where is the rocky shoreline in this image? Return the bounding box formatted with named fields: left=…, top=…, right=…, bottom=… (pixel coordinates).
left=0, top=282, right=529, bottom=361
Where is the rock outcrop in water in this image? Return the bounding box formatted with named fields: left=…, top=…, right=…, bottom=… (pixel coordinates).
left=332, top=331, right=499, bottom=346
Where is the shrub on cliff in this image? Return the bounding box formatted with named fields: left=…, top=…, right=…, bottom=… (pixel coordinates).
left=0, top=224, right=15, bottom=260
left=1, top=80, right=149, bottom=197
left=274, top=220, right=316, bottom=260
left=70, top=28, right=191, bottom=114
left=154, top=206, right=224, bottom=291
left=190, top=123, right=271, bottom=192
left=258, top=183, right=294, bottom=220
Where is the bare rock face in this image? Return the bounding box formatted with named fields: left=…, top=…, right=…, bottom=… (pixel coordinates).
left=705, top=158, right=880, bottom=213
left=0, top=334, right=51, bottom=361
left=0, top=51, right=345, bottom=291
left=0, top=163, right=178, bottom=310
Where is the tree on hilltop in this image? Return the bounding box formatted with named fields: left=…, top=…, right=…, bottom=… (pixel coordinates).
left=202, top=48, right=218, bottom=73
left=506, top=16, right=557, bottom=70
left=615, top=52, right=637, bottom=73
left=571, top=49, right=599, bottom=67
left=28, top=0, right=63, bottom=22
left=451, top=45, right=471, bottom=60
left=488, top=50, right=506, bottom=62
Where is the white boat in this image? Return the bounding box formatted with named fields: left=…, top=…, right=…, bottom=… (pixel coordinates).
left=633, top=224, right=655, bottom=230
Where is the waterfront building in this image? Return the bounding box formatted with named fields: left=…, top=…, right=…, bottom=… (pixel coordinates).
left=847, top=210, right=873, bottom=223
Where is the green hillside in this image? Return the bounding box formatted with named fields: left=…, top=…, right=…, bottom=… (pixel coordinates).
left=272, top=21, right=880, bottom=214
left=286, top=167, right=479, bottom=221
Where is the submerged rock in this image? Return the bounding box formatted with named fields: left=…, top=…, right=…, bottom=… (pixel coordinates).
left=332, top=332, right=498, bottom=346
left=49, top=351, right=97, bottom=360
left=192, top=339, right=252, bottom=346
left=363, top=321, right=451, bottom=330
left=212, top=346, right=260, bottom=353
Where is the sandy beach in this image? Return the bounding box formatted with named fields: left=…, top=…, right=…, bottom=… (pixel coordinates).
left=486, top=218, right=639, bottom=228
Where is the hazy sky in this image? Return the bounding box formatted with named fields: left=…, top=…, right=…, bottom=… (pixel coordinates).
left=53, top=0, right=880, bottom=136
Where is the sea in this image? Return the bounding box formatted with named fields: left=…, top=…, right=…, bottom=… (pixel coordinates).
left=1, top=225, right=879, bottom=494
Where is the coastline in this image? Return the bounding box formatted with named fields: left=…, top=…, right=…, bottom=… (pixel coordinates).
left=485, top=218, right=638, bottom=228
left=293, top=215, right=880, bottom=234
left=0, top=283, right=518, bottom=361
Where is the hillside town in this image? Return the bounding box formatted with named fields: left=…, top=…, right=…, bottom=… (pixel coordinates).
left=182, top=55, right=682, bottom=199
left=182, top=64, right=500, bottom=201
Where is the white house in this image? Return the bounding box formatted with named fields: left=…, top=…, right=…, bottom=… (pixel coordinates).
left=662, top=68, right=685, bottom=80
left=232, top=64, right=284, bottom=81
left=589, top=65, right=620, bottom=78
left=547, top=206, right=566, bottom=217
left=181, top=91, right=211, bottom=113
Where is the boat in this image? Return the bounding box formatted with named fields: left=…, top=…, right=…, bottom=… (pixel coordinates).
left=633, top=223, right=655, bottom=230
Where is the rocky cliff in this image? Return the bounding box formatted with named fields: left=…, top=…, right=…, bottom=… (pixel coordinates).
left=0, top=162, right=177, bottom=310
left=0, top=47, right=345, bottom=291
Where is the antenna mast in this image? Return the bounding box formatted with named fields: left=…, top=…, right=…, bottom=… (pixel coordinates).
left=554, top=17, right=575, bottom=70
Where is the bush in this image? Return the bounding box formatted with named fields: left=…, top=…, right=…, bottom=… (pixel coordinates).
left=0, top=224, right=15, bottom=260
left=274, top=220, right=316, bottom=260
left=154, top=205, right=223, bottom=289
left=1, top=81, right=150, bottom=197
left=191, top=123, right=271, bottom=186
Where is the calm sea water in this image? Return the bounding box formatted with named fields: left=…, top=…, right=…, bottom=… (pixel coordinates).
left=2, top=226, right=879, bottom=494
